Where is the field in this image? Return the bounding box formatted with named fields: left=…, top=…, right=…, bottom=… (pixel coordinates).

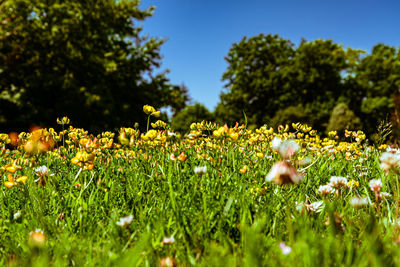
left=1, top=109, right=400, bottom=266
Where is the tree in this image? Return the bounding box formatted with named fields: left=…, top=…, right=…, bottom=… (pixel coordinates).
left=288, top=39, right=362, bottom=130
left=218, top=34, right=295, bottom=125
left=217, top=34, right=364, bottom=131
left=270, top=105, right=311, bottom=128
left=355, top=44, right=400, bottom=135
left=171, top=103, right=213, bottom=134
left=165, top=83, right=190, bottom=116
left=0, top=0, right=183, bottom=132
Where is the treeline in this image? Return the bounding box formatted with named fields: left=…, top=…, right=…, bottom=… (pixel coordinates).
left=173, top=35, right=400, bottom=141
left=1, top=1, right=399, bottom=140
left=0, top=0, right=189, bottom=133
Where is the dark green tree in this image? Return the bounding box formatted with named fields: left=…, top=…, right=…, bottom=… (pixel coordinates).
left=218, top=34, right=295, bottom=125
left=288, top=39, right=362, bottom=130
left=270, top=105, right=311, bottom=128
left=0, top=0, right=183, bottom=132
left=165, top=83, right=190, bottom=116
left=355, top=44, right=400, bottom=135
left=217, top=34, right=364, bottom=132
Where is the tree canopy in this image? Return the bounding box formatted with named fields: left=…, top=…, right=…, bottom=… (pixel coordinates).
left=0, top=0, right=186, bottom=132
left=216, top=33, right=400, bottom=137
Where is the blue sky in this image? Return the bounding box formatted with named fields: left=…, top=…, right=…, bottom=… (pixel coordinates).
left=140, top=0, right=400, bottom=111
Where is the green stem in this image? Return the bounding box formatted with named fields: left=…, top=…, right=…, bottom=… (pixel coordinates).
left=395, top=173, right=399, bottom=220
left=146, top=115, right=150, bottom=132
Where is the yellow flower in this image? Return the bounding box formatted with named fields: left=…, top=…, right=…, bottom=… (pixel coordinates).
left=378, top=144, right=387, bottom=150
left=348, top=180, right=359, bottom=188
left=229, top=132, right=239, bottom=140
left=151, top=120, right=167, bottom=129
left=4, top=181, right=16, bottom=189
left=151, top=110, right=161, bottom=117
left=16, top=176, right=28, bottom=184
left=240, top=165, right=248, bottom=174
left=143, top=105, right=156, bottom=115
left=141, top=130, right=158, bottom=141
left=56, top=116, right=70, bottom=125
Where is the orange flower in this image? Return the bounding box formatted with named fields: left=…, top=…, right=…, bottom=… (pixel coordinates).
left=177, top=152, right=187, bottom=162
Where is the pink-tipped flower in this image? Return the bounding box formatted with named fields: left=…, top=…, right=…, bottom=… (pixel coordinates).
left=380, top=151, right=400, bottom=174
left=271, top=137, right=300, bottom=159
left=329, top=176, right=348, bottom=189
left=162, top=236, right=175, bottom=245
left=349, top=196, right=369, bottom=208
left=266, top=161, right=303, bottom=185
left=297, top=200, right=324, bottom=214
left=380, top=192, right=391, bottom=199
left=369, top=179, right=382, bottom=193
left=317, top=184, right=335, bottom=196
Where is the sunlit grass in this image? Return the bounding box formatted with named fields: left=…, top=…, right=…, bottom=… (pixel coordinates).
left=0, top=108, right=399, bottom=266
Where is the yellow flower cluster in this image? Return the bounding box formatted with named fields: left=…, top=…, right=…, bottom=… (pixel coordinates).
left=1, top=161, right=27, bottom=189
left=0, top=103, right=376, bottom=190
left=119, top=128, right=140, bottom=146
left=143, top=105, right=160, bottom=117
left=141, top=130, right=167, bottom=145
left=71, top=151, right=96, bottom=170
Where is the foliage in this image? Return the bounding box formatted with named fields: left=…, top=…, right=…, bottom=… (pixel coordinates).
left=270, top=105, right=311, bottom=128
left=217, top=34, right=400, bottom=138
left=219, top=34, right=295, bottom=125
left=355, top=44, right=400, bottom=136
left=0, top=0, right=187, bottom=132
left=327, top=103, right=361, bottom=135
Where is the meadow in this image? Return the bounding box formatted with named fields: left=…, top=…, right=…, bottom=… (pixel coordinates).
left=1, top=106, right=400, bottom=266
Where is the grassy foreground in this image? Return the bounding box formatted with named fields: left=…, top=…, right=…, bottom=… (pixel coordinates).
left=1, top=111, right=399, bottom=266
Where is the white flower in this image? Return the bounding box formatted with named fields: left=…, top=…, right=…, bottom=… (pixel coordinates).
left=380, top=152, right=400, bottom=174
left=34, top=165, right=53, bottom=176
left=297, top=200, right=324, bottom=214
left=279, top=242, right=292, bottom=255
left=167, top=131, right=177, bottom=137
left=350, top=196, right=369, bottom=208
left=380, top=192, right=391, bottom=199
left=271, top=137, right=282, bottom=151
left=266, top=161, right=303, bottom=185
left=329, top=176, right=348, bottom=189
left=194, top=166, right=207, bottom=175
left=116, top=215, right=134, bottom=227
left=162, top=236, right=175, bottom=245
left=271, top=137, right=300, bottom=159
left=369, top=179, right=382, bottom=193
left=13, top=211, right=22, bottom=220
left=386, top=147, right=400, bottom=153
left=317, top=184, right=335, bottom=196
left=29, top=229, right=46, bottom=246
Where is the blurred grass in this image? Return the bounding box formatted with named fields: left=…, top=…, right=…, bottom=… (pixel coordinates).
left=0, top=122, right=399, bottom=266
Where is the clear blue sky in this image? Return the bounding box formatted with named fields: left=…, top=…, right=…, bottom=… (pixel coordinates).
left=140, top=0, right=400, bottom=111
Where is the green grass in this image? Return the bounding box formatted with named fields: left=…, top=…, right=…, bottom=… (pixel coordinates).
left=1, top=125, right=400, bottom=266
